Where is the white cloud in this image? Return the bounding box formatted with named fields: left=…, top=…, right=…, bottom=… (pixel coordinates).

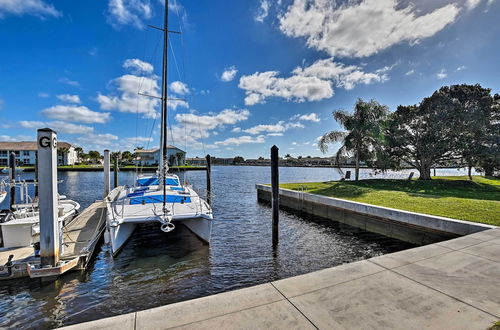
left=239, top=58, right=388, bottom=105
left=244, top=121, right=286, bottom=135
left=170, top=81, right=189, bottom=95
left=123, top=58, right=154, bottom=74
left=38, top=92, right=49, bottom=98
left=76, top=133, right=119, bottom=146
left=231, top=127, right=242, bottom=133
left=465, top=0, right=481, bottom=10
left=20, top=120, right=94, bottom=134
left=107, top=0, right=152, bottom=29
left=405, top=69, right=415, bottom=76
left=214, top=135, right=266, bottom=146
left=255, top=0, right=270, bottom=22
left=436, top=69, right=447, bottom=79
left=0, top=0, right=61, bottom=19
left=41, top=105, right=111, bottom=124
left=239, top=71, right=333, bottom=105
left=175, top=109, right=250, bottom=131
left=279, top=0, right=460, bottom=58
left=267, top=133, right=283, bottom=137
left=292, top=113, right=320, bottom=122
left=293, top=58, right=389, bottom=90
left=97, top=74, right=160, bottom=118
left=57, top=94, right=81, bottom=104
left=243, top=120, right=304, bottom=135
left=456, top=65, right=467, bottom=71
left=59, top=77, right=80, bottom=87
left=169, top=109, right=250, bottom=150
left=221, top=66, right=238, bottom=82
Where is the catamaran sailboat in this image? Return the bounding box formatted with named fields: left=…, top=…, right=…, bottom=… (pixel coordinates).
left=105, top=0, right=213, bottom=256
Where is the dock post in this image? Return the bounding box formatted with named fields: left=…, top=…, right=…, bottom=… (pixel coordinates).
left=37, top=128, right=60, bottom=267
left=9, top=152, right=16, bottom=211
left=206, top=154, right=211, bottom=205
left=113, top=156, right=119, bottom=188
left=103, top=150, right=110, bottom=198
left=35, top=156, right=39, bottom=198
left=271, top=145, right=279, bottom=246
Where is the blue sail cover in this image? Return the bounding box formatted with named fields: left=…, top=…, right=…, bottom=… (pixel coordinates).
left=129, top=195, right=191, bottom=205
left=136, top=177, right=180, bottom=186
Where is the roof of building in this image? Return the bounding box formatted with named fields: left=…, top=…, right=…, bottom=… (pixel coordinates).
left=0, top=141, right=73, bottom=151
left=135, top=145, right=185, bottom=153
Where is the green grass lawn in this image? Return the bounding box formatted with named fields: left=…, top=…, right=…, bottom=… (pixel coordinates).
left=280, top=176, right=500, bottom=226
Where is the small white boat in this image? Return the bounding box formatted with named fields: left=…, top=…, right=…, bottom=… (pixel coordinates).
left=0, top=199, right=80, bottom=248
left=106, top=173, right=212, bottom=255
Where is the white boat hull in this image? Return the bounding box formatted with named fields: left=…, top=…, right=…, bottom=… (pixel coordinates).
left=109, top=222, right=136, bottom=256
left=106, top=175, right=213, bottom=256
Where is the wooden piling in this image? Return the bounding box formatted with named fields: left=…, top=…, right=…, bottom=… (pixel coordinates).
left=206, top=154, right=211, bottom=205
left=37, top=128, right=60, bottom=267
left=271, top=145, right=279, bottom=245
left=103, top=150, right=110, bottom=198
left=113, top=157, right=119, bottom=188
left=9, top=152, right=16, bottom=211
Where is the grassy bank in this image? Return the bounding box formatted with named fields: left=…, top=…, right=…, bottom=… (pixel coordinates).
left=280, top=176, right=500, bottom=226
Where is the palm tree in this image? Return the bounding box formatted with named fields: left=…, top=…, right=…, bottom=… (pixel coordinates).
left=318, top=99, right=389, bottom=181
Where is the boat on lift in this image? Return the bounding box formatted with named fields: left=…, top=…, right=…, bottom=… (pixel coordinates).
left=105, top=0, right=213, bottom=256
left=0, top=181, right=80, bottom=248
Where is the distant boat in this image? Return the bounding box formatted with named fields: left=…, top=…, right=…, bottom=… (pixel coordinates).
left=105, top=0, right=213, bottom=256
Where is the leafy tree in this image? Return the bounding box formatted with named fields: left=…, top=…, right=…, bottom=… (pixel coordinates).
left=121, top=151, right=133, bottom=162
left=475, top=93, right=500, bottom=176
left=258, top=156, right=264, bottom=160
left=88, top=150, right=101, bottom=163
left=233, top=156, right=244, bottom=164
left=284, top=154, right=292, bottom=158
left=387, top=84, right=498, bottom=180
left=319, top=99, right=389, bottom=180
left=111, top=151, right=121, bottom=162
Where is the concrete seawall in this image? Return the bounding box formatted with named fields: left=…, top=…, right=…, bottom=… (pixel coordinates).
left=256, top=184, right=495, bottom=245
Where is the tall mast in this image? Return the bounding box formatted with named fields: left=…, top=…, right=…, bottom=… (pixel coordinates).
left=161, top=0, right=169, bottom=212
left=161, top=0, right=169, bottom=169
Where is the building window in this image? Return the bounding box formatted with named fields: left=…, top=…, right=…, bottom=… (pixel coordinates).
left=0, top=159, right=6, bottom=166
left=23, top=151, right=30, bottom=156
left=0, top=150, right=7, bottom=156
left=23, top=159, right=30, bottom=165
left=14, top=151, right=20, bottom=155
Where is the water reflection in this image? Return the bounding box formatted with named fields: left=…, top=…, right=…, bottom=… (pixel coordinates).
left=0, top=166, right=471, bottom=328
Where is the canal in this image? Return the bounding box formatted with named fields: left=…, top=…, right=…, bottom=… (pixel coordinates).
left=0, top=166, right=472, bottom=329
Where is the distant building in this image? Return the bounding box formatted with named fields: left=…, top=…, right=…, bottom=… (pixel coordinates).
left=186, top=157, right=206, bottom=166
left=134, top=145, right=186, bottom=166
left=0, top=141, right=77, bottom=166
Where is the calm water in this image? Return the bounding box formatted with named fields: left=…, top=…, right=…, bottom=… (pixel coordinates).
left=0, top=166, right=472, bottom=329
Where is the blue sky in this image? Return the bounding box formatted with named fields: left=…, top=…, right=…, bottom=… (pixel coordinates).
left=0, top=0, right=499, bottom=159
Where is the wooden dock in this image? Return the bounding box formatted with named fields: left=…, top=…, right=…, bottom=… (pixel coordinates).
left=0, top=200, right=106, bottom=281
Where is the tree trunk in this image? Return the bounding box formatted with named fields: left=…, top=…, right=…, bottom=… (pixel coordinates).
left=418, top=162, right=432, bottom=180
left=355, top=150, right=360, bottom=181
left=468, top=165, right=472, bottom=180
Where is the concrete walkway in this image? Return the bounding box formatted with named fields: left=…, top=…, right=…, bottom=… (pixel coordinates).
left=62, top=228, right=500, bottom=329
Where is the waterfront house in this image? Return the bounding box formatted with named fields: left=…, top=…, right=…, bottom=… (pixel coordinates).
left=134, top=145, right=186, bottom=166
left=0, top=141, right=77, bottom=166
